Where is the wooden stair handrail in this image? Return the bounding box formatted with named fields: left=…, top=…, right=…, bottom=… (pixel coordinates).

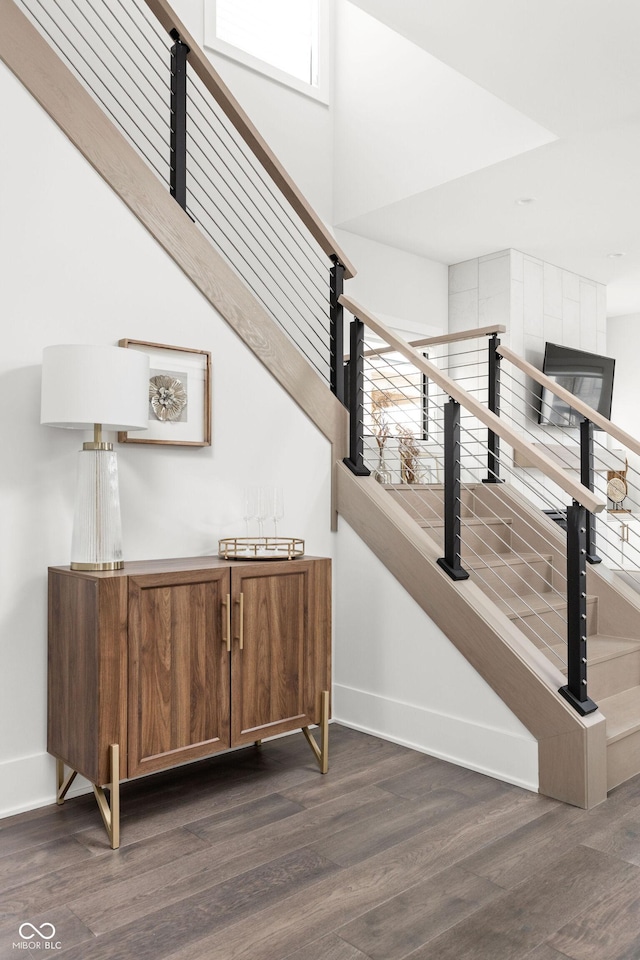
left=346, top=323, right=507, bottom=362
left=497, top=344, right=640, bottom=459
left=340, top=295, right=606, bottom=515
left=141, top=0, right=356, bottom=280
left=405, top=323, right=507, bottom=351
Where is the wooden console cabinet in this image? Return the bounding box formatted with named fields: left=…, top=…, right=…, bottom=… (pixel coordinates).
left=48, top=555, right=331, bottom=847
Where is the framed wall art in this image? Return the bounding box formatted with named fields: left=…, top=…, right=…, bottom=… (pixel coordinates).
left=118, top=339, right=211, bottom=446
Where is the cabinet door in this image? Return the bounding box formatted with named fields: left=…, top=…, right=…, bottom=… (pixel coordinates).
left=128, top=568, right=231, bottom=777
left=230, top=559, right=330, bottom=746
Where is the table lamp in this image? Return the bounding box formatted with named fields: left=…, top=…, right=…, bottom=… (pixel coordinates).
left=41, top=344, right=150, bottom=570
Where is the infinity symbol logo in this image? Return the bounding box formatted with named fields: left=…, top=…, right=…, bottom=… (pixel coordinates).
left=18, top=923, right=56, bottom=940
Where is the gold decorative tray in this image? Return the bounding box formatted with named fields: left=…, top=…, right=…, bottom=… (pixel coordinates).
left=218, top=537, right=305, bottom=560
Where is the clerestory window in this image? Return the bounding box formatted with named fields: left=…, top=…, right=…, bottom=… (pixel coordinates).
left=204, top=0, right=328, bottom=102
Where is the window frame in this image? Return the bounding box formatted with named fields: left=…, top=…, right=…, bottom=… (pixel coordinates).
left=367, top=351, right=430, bottom=442
left=204, top=0, right=330, bottom=104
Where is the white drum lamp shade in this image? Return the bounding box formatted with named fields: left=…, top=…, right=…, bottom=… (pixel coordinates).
left=41, top=345, right=150, bottom=570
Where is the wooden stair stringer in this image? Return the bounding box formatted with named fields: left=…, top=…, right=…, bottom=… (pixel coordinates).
left=336, top=464, right=607, bottom=809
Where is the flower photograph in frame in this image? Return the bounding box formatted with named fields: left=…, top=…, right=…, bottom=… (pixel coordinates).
left=118, top=339, right=211, bottom=446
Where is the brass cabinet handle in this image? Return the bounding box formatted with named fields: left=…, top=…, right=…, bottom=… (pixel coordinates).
left=222, top=594, right=231, bottom=652
left=234, top=593, right=244, bottom=650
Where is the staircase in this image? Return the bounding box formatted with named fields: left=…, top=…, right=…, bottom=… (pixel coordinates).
left=5, top=0, right=640, bottom=811
left=388, top=482, right=640, bottom=792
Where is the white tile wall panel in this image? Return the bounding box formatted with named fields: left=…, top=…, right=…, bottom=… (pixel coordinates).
left=543, top=263, right=563, bottom=319
left=523, top=257, right=544, bottom=335
left=479, top=252, right=510, bottom=299
left=449, top=287, right=479, bottom=330
left=448, top=258, right=478, bottom=295
left=562, top=269, right=580, bottom=301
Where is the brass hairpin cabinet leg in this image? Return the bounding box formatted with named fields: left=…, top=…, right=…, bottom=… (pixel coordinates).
left=301, top=690, right=329, bottom=774
left=56, top=757, right=77, bottom=804
left=55, top=744, right=120, bottom=849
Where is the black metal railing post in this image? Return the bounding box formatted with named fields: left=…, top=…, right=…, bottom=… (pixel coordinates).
left=170, top=31, right=189, bottom=210
left=559, top=502, right=597, bottom=715
left=437, top=399, right=469, bottom=581
left=484, top=333, right=504, bottom=483
left=580, top=418, right=602, bottom=564
left=343, top=318, right=371, bottom=477
left=330, top=256, right=346, bottom=404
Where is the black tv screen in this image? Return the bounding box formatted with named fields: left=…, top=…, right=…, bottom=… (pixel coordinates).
left=538, top=342, right=615, bottom=427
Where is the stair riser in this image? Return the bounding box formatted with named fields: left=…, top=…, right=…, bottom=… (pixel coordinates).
left=506, top=598, right=598, bottom=649
left=470, top=558, right=553, bottom=598
left=461, top=522, right=513, bottom=557
left=607, top=730, right=640, bottom=791
left=425, top=522, right=513, bottom=557
left=588, top=650, right=640, bottom=701
left=387, top=487, right=475, bottom=522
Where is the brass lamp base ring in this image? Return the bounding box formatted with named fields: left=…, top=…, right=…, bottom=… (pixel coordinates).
left=70, top=561, right=124, bottom=571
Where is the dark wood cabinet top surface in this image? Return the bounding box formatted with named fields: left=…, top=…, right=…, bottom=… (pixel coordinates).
left=49, top=555, right=329, bottom=579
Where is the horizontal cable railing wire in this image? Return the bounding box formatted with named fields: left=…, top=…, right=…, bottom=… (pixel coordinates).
left=358, top=333, right=570, bottom=659
left=185, top=69, right=330, bottom=382
left=16, top=0, right=334, bottom=384
left=339, top=302, right=600, bottom=711
left=17, top=0, right=172, bottom=185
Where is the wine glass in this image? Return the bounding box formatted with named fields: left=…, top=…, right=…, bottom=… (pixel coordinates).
left=242, top=487, right=256, bottom=537
left=270, top=487, right=284, bottom=538
left=255, top=486, right=268, bottom=541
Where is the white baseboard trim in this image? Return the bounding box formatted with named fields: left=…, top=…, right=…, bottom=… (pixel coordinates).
left=0, top=752, right=92, bottom=821
left=0, top=700, right=534, bottom=820
left=333, top=682, right=539, bottom=793
left=0, top=730, right=312, bottom=821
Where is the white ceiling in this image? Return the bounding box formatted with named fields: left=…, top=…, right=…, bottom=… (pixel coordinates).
left=339, top=0, right=640, bottom=316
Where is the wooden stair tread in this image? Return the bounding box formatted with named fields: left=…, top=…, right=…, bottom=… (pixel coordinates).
left=495, top=591, right=598, bottom=616
left=422, top=517, right=512, bottom=529
left=599, top=686, right=640, bottom=743
left=465, top=552, right=551, bottom=570
left=384, top=483, right=444, bottom=490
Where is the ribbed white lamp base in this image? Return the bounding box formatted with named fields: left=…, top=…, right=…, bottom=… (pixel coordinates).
left=70, top=446, right=124, bottom=570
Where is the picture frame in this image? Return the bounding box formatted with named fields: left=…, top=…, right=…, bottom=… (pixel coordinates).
left=118, top=339, right=211, bottom=446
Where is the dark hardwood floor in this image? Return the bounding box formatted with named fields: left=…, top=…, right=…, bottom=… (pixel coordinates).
left=2, top=725, right=640, bottom=959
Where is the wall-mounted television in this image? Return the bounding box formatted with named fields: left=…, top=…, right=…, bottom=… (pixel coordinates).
left=538, top=342, right=615, bottom=427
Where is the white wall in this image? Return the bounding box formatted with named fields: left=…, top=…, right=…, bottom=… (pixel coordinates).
left=334, top=228, right=447, bottom=338
left=334, top=520, right=538, bottom=791
left=608, top=314, right=640, bottom=434
left=333, top=2, right=555, bottom=227
left=0, top=62, right=333, bottom=817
